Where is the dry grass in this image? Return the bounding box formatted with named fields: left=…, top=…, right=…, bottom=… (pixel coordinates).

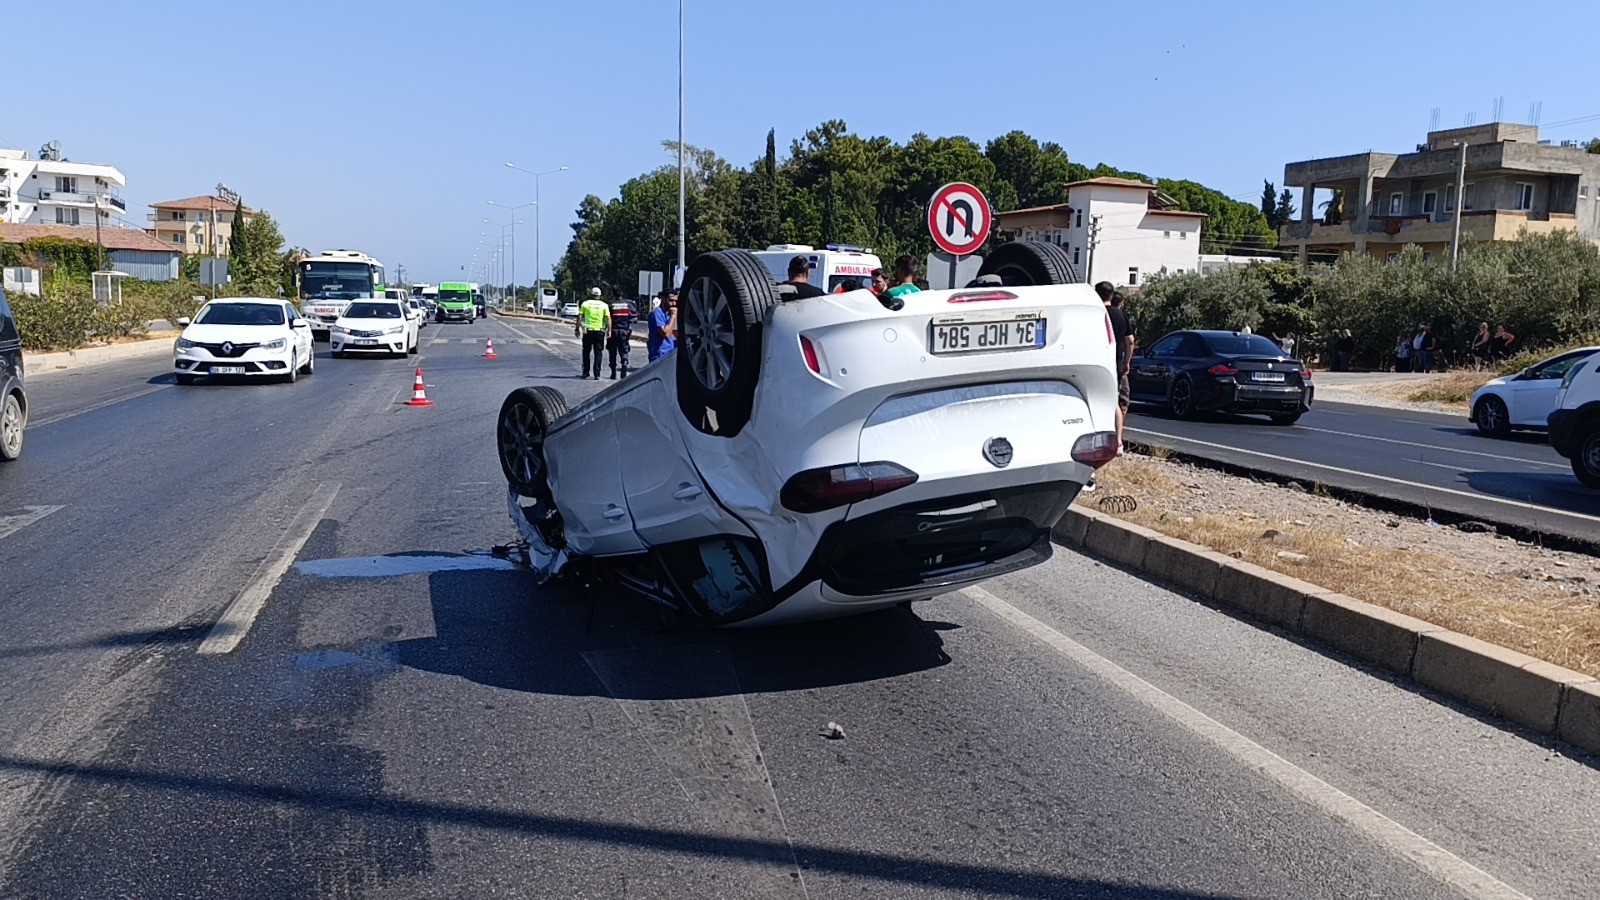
left=1406, top=372, right=1493, bottom=405
left=1086, top=455, right=1600, bottom=678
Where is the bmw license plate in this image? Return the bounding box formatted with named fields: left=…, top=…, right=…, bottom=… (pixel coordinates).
left=210, top=365, right=245, bottom=375
left=1253, top=371, right=1287, bottom=383
left=930, top=311, right=1046, bottom=355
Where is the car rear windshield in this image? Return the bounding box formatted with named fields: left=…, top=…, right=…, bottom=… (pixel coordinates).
left=343, top=302, right=403, bottom=319
left=1205, top=334, right=1288, bottom=357
left=196, top=303, right=284, bottom=326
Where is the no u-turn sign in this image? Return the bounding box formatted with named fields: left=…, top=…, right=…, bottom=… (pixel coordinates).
left=927, top=182, right=992, bottom=256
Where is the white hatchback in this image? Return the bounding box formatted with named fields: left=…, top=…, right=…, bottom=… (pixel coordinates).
left=173, top=299, right=315, bottom=385
left=498, top=243, right=1117, bottom=626
left=331, top=300, right=420, bottom=358
left=1469, top=347, right=1598, bottom=437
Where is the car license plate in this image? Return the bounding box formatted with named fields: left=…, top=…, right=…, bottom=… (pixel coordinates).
left=210, top=365, right=245, bottom=375
left=352, top=339, right=377, bottom=346
left=1253, top=371, right=1287, bottom=383
left=930, top=312, right=1046, bottom=355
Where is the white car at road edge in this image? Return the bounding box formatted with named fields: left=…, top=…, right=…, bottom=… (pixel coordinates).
left=331, top=300, right=421, bottom=358
left=497, top=242, right=1116, bottom=627
left=1469, top=347, right=1599, bottom=437
left=173, top=299, right=314, bottom=385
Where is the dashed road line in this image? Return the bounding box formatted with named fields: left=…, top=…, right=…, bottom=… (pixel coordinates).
left=1293, top=425, right=1565, bottom=469
left=30, top=385, right=169, bottom=428
left=967, top=586, right=1532, bottom=900
left=0, top=506, right=64, bottom=541
left=198, top=482, right=340, bottom=656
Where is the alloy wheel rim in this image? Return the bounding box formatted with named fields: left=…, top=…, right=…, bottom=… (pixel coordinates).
left=1173, top=381, right=1191, bottom=414
left=686, top=276, right=735, bottom=391
left=1583, top=436, right=1600, bottom=476
left=1, top=399, right=18, bottom=454
left=1482, top=400, right=1503, bottom=430
left=499, top=403, right=543, bottom=487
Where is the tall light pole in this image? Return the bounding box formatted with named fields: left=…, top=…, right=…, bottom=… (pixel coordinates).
left=488, top=199, right=536, bottom=302
left=677, top=0, right=686, bottom=285
left=484, top=219, right=521, bottom=303
left=505, top=163, right=569, bottom=293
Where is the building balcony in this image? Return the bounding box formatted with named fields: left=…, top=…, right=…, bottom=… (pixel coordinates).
left=38, top=190, right=126, bottom=211
left=1280, top=209, right=1578, bottom=247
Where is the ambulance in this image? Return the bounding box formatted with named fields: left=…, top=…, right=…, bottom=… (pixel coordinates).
left=749, top=244, right=883, bottom=293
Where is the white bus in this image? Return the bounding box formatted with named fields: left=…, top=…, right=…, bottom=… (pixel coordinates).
left=297, top=250, right=384, bottom=338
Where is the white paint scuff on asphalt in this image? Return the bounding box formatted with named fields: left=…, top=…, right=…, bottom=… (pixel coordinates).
left=965, top=586, right=1533, bottom=900
left=0, top=506, right=64, bottom=541
left=198, top=482, right=340, bottom=656
left=294, top=554, right=520, bottom=578
left=1126, top=426, right=1600, bottom=528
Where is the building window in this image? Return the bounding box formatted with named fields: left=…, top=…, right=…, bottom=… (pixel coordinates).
left=54, top=176, right=77, bottom=194
left=169, top=210, right=184, bottom=220
left=1180, top=231, right=1187, bottom=240
left=1388, top=192, right=1404, bottom=215
left=1514, top=183, right=1534, bottom=211
left=1582, top=186, right=1591, bottom=199
left=1385, top=251, right=1400, bottom=263
left=1422, top=191, right=1437, bottom=215
left=1463, top=183, right=1476, bottom=211
left=171, top=234, right=183, bottom=244
left=1075, top=210, right=1083, bottom=228
left=1444, top=186, right=1456, bottom=212
left=1163, top=230, right=1171, bottom=239
left=55, top=208, right=80, bottom=225
left=1073, top=247, right=1081, bottom=266
left=1128, top=267, right=1139, bottom=286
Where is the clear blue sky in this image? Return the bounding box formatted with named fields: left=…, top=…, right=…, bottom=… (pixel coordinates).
left=10, top=1, right=1599, bottom=284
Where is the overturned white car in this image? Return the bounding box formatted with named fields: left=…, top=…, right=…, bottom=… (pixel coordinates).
left=497, top=242, right=1119, bottom=626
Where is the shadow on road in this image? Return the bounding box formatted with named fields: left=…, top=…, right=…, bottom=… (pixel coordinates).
left=393, top=570, right=952, bottom=700
left=1460, top=471, right=1599, bottom=515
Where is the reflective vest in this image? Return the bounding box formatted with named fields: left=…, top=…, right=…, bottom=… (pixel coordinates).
left=579, top=299, right=610, bottom=332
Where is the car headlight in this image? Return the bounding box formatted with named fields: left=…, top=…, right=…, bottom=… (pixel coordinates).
left=175, top=337, right=195, bottom=351
left=330, top=325, right=347, bottom=334
left=384, top=325, right=405, bottom=335
left=263, top=338, right=287, bottom=351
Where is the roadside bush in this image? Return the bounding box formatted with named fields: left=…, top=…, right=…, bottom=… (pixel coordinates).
left=9, top=290, right=100, bottom=351
left=126, top=278, right=206, bottom=327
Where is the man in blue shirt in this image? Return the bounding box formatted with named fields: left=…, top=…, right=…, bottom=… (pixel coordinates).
left=648, top=290, right=677, bottom=362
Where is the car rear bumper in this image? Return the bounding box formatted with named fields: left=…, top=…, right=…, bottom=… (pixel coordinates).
left=1549, top=409, right=1577, bottom=458
left=1206, top=381, right=1313, bottom=413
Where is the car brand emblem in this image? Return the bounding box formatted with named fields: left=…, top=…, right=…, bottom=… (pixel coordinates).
left=983, top=437, right=1013, bottom=468
left=222, top=342, right=234, bottom=354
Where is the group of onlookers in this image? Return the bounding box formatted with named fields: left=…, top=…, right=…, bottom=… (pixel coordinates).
left=1391, top=322, right=1515, bottom=372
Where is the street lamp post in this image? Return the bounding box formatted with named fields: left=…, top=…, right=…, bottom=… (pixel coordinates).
left=484, top=219, right=521, bottom=305
left=505, top=163, right=569, bottom=295
left=488, top=199, right=536, bottom=304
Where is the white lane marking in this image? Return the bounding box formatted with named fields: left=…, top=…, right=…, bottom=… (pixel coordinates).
left=198, top=482, right=340, bottom=655
left=30, top=385, right=168, bottom=428
left=966, top=587, right=1533, bottom=900
left=0, top=505, right=64, bottom=540
left=1294, top=425, right=1566, bottom=469
left=430, top=338, right=449, bottom=344
left=1413, top=460, right=1483, bottom=474
left=1126, top=427, right=1600, bottom=527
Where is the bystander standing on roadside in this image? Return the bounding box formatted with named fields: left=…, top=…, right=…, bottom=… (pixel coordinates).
left=782, top=256, right=826, bottom=299
left=1470, top=322, right=1492, bottom=371
left=576, top=288, right=611, bottom=379
left=884, top=256, right=921, bottom=302
left=648, top=290, right=677, bottom=363
left=1334, top=329, right=1354, bottom=372
left=1491, top=325, right=1516, bottom=362
left=1097, top=282, right=1133, bottom=454
left=869, top=268, right=888, bottom=297
left=1411, top=324, right=1436, bottom=373
left=1394, top=333, right=1413, bottom=372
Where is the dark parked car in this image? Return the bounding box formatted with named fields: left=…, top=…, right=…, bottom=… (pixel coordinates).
left=1129, top=330, right=1313, bottom=425
left=1, top=286, right=26, bottom=461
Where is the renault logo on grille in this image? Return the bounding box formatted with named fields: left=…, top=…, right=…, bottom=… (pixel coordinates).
left=983, top=437, right=1013, bottom=468
left=221, top=342, right=234, bottom=355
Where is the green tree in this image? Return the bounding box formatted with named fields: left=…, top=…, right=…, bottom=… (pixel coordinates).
left=227, top=204, right=288, bottom=293
left=985, top=131, right=1074, bottom=210
left=1275, top=188, right=1296, bottom=228
left=1260, top=180, right=1278, bottom=226
left=1159, top=180, right=1276, bottom=254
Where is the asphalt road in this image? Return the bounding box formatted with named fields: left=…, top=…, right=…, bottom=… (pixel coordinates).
left=1126, top=398, right=1600, bottom=547
left=1, top=316, right=1598, bottom=898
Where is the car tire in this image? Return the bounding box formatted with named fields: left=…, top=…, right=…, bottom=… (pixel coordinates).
left=0, top=391, right=23, bottom=462
left=1574, top=427, right=1600, bottom=490
left=676, top=249, right=781, bottom=437
left=1269, top=412, right=1302, bottom=426
left=285, top=352, right=299, bottom=383
left=498, top=385, right=571, bottom=502
left=1474, top=395, right=1510, bottom=437
left=975, top=240, right=1079, bottom=286
left=304, top=350, right=315, bottom=375
left=1169, top=376, right=1196, bottom=420
left=408, top=332, right=419, bottom=355
left=175, top=374, right=197, bottom=386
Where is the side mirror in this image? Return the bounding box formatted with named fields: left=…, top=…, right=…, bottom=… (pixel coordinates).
left=177, top=316, right=191, bottom=327
left=292, top=319, right=309, bottom=329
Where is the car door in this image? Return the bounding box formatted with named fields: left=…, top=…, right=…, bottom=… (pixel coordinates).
left=1509, top=351, right=1593, bottom=426
left=1130, top=334, right=1185, bottom=400
left=286, top=304, right=311, bottom=360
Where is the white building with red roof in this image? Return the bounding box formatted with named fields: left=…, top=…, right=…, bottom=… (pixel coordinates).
left=995, top=177, right=1206, bottom=288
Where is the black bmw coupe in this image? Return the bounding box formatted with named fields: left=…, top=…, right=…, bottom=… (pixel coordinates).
left=1128, top=330, right=1313, bottom=425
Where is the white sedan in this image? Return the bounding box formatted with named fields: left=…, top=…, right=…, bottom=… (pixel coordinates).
left=330, top=300, right=420, bottom=358
left=173, top=298, right=315, bottom=385
left=498, top=242, right=1118, bottom=626
left=1470, top=347, right=1598, bottom=437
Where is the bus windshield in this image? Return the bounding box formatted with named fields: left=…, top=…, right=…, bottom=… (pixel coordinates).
left=301, top=262, right=375, bottom=300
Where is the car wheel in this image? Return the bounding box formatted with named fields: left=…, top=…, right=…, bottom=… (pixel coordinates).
left=498, top=385, right=571, bottom=502
left=1574, top=427, right=1600, bottom=490
left=1169, top=376, right=1196, bottom=419
left=408, top=332, right=419, bottom=355
left=1474, top=395, right=1510, bottom=436
left=1269, top=412, right=1302, bottom=426
left=675, top=249, right=781, bottom=438
left=176, top=373, right=197, bottom=386
left=975, top=240, right=1079, bottom=286
left=285, top=352, right=299, bottom=383
left=304, top=350, right=315, bottom=375
left=0, top=392, right=23, bottom=462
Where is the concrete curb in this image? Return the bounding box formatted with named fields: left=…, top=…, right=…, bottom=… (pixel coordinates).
left=24, top=336, right=174, bottom=371
left=1053, top=505, right=1600, bottom=756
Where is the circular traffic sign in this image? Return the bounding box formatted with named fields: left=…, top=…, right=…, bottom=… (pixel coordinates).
left=927, top=182, right=992, bottom=256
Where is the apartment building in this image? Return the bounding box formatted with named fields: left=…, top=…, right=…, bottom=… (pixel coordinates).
left=995, top=177, right=1205, bottom=287
left=148, top=195, right=252, bottom=255
left=0, top=144, right=128, bottom=227
left=1279, top=123, right=1600, bottom=265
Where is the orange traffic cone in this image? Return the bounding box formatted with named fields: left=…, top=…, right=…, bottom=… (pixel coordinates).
left=404, top=368, right=434, bottom=407
left=483, top=338, right=498, bottom=360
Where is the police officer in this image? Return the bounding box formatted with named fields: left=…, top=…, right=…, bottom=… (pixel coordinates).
left=607, top=296, right=636, bottom=379
left=576, top=287, right=611, bottom=379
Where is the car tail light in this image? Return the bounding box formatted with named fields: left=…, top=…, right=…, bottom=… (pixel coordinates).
left=1300, top=367, right=1313, bottom=379
left=799, top=335, right=822, bottom=374
left=780, top=462, right=919, bottom=513
left=1208, top=363, right=1239, bottom=376
left=1071, top=431, right=1120, bottom=468
left=947, top=290, right=1018, bottom=304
